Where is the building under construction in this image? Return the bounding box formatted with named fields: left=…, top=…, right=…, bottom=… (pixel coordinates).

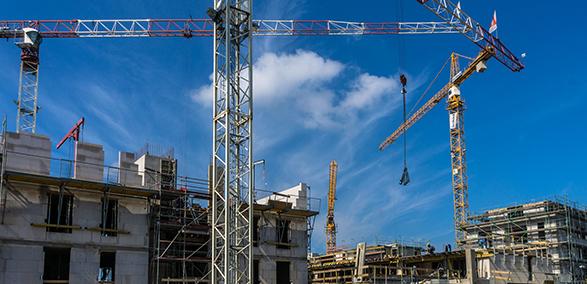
left=309, top=199, right=587, bottom=283
left=0, top=129, right=318, bottom=283
left=464, top=199, right=587, bottom=283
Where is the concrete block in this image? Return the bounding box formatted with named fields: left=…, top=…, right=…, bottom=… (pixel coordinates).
left=0, top=245, right=44, bottom=283
left=74, top=142, right=104, bottom=182
left=258, top=183, right=309, bottom=210
left=115, top=251, right=148, bottom=284
left=118, top=152, right=142, bottom=187
left=134, top=154, right=175, bottom=189
left=4, top=132, right=51, bottom=176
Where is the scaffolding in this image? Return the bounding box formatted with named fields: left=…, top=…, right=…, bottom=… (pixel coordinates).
left=309, top=242, right=466, bottom=283
left=149, top=161, right=211, bottom=284
left=464, top=198, right=587, bottom=283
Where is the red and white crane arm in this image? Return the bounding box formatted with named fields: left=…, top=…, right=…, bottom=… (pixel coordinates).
left=416, top=0, right=524, bottom=72
left=0, top=19, right=463, bottom=38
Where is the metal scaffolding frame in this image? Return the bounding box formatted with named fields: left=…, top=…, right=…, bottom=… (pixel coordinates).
left=464, top=198, right=587, bottom=282
left=309, top=242, right=463, bottom=283
left=147, top=155, right=212, bottom=284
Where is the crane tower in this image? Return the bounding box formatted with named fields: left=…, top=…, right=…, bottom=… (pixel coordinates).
left=326, top=160, right=338, bottom=254
left=210, top=0, right=254, bottom=283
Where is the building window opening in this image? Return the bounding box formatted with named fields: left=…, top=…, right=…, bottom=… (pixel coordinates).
left=101, top=198, right=118, bottom=236
left=253, top=259, right=260, bottom=284
left=537, top=222, right=546, bottom=241
left=276, top=219, right=290, bottom=249
left=98, top=251, right=116, bottom=283
left=47, top=193, right=73, bottom=233
left=253, top=215, right=260, bottom=247
left=276, top=261, right=290, bottom=284
left=43, top=247, right=70, bottom=282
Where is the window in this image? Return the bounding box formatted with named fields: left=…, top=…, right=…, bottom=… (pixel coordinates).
left=47, top=193, right=73, bottom=233
left=43, top=247, right=70, bottom=282
left=276, top=261, right=290, bottom=284
left=253, top=216, right=260, bottom=246
left=98, top=252, right=116, bottom=282
left=537, top=222, right=546, bottom=241
left=276, top=219, right=290, bottom=249
left=101, top=199, right=118, bottom=236
left=253, top=259, right=260, bottom=284
left=527, top=256, right=533, bottom=281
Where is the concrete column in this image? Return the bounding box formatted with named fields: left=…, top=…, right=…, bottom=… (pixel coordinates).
left=465, top=248, right=478, bottom=283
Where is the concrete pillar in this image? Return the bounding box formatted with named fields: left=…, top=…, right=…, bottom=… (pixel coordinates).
left=465, top=248, right=478, bottom=283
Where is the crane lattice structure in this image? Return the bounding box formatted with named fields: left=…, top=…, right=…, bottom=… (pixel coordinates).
left=1, top=0, right=524, bottom=282
left=326, top=160, right=338, bottom=254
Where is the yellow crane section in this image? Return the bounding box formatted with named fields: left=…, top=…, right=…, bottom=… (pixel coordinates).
left=326, top=160, right=338, bottom=254
left=379, top=48, right=494, bottom=245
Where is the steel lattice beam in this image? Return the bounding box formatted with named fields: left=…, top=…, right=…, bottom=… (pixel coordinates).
left=211, top=1, right=253, bottom=283
left=416, top=0, right=524, bottom=72
left=0, top=19, right=463, bottom=38
left=16, top=47, right=40, bottom=133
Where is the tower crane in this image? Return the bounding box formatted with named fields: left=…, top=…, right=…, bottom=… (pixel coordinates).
left=0, top=0, right=524, bottom=282
left=326, top=160, right=338, bottom=254
left=379, top=48, right=494, bottom=246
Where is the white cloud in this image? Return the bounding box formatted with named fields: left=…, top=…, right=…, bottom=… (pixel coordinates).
left=192, top=49, right=400, bottom=130
left=341, top=73, right=398, bottom=111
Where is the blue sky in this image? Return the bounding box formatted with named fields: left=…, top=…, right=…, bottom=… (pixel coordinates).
left=1, top=0, right=586, bottom=253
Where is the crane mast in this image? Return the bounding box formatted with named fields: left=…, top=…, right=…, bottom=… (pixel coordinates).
left=210, top=1, right=253, bottom=283
left=14, top=28, right=42, bottom=133
left=326, top=160, right=338, bottom=254
left=447, top=53, right=468, bottom=245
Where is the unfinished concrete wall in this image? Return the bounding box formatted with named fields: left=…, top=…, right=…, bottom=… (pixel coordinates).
left=257, top=258, right=307, bottom=284
left=477, top=254, right=558, bottom=284
left=74, top=142, right=104, bottom=182
left=0, top=244, right=44, bottom=283
left=0, top=181, right=150, bottom=283
left=3, top=132, right=51, bottom=175
left=255, top=213, right=309, bottom=283
left=69, top=247, right=100, bottom=284
left=118, top=151, right=142, bottom=187
left=134, top=154, right=162, bottom=189
left=257, top=183, right=309, bottom=210
left=0, top=182, right=149, bottom=246
left=116, top=251, right=149, bottom=284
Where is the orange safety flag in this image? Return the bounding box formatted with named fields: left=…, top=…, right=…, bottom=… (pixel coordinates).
left=489, top=10, right=498, bottom=34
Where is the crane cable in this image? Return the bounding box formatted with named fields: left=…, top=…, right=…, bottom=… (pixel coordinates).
left=408, top=56, right=450, bottom=116
left=397, top=0, right=410, bottom=186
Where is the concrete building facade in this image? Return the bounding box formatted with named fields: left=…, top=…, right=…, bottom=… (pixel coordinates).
left=0, top=131, right=319, bottom=283
left=0, top=132, right=159, bottom=283
left=254, top=183, right=318, bottom=284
